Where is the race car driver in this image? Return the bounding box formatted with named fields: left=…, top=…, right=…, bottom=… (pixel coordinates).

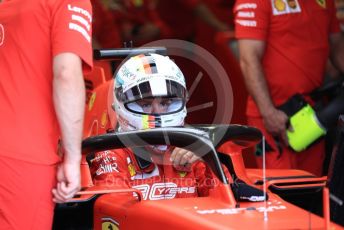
left=89, top=53, right=221, bottom=200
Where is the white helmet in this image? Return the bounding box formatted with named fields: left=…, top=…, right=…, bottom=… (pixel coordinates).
left=113, top=53, right=187, bottom=132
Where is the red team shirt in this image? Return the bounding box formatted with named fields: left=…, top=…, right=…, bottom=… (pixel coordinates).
left=90, top=148, right=221, bottom=200
left=112, top=0, right=171, bottom=45
left=157, top=0, right=200, bottom=40
left=0, top=0, right=93, bottom=164
left=91, top=0, right=122, bottom=48
left=234, top=0, right=340, bottom=117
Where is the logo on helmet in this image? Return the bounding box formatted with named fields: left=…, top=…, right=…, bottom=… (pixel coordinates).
left=121, top=65, right=136, bottom=81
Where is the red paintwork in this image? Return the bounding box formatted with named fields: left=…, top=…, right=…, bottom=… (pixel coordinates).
left=83, top=79, right=116, bottom=138
left=92, top=193, right=336, bottom=229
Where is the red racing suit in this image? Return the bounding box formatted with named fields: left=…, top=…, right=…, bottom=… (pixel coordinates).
left=90, top=147, right=222, bottom=200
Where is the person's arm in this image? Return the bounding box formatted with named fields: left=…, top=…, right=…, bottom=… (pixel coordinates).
left=193, top=3, right=229, bottom=31
left=238, top=39, right=288, bottom=141
left=329, top=32, right=344, bottom=74
left=52, top=52, right=86, bottom=203
left=146, top=0, right=173, bottom=38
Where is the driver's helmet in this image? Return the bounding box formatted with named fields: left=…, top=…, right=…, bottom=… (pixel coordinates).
left=113, top=53, right=187, bottom=132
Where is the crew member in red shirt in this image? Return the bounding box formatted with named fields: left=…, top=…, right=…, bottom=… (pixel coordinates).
left=119, top=0, right=171, bottom=45
left=90, top=53, right=223, bottom=199
left=234, top=0, right=344, bottom=176
left=0, top=0, right=93, bottom=228
left=156, top=0, right=228, bottom=41
left=92, top=0, right=122, bottom=48
left=92, top=0, right=171, bottom=46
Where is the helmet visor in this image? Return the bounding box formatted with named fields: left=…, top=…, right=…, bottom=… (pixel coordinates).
left=116, top=79, right=187, bottom=114
left=125, top=97, right=184, bottom=115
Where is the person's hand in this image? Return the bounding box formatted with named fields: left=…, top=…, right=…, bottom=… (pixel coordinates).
left=52, top=161, right=81, bottom=203
left=216, top=22, right=230, bottom=32
left=136, top=23, right=160, bottom=40
left=170, top=147, right=201, bottom=168
left=262, top=108, right=289, bottom=145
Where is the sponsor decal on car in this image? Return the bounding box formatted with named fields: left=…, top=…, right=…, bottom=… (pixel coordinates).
left=196, top=205, right=287, bottom=215
left=88, top=92, right=96, bottom=111
left=101, top=110, right=108, bottom=128
left=0, top=24, right=4, bottom=46
left=101, top=217, right=119, bottom=230
left=132, top=182, right=195, bottom=200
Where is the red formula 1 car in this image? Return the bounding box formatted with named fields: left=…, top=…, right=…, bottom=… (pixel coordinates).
left=53, top=125, right=342, bottom=229
left=53, top=48, right=343, bottom=230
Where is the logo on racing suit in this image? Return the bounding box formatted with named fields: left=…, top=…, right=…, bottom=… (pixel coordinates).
left=94, top=151, right=119, bottom=176
left=316, top=0, right=326, bottom=8
left=128, top=164, right=136, bottom=177
left=178, top=171, right=187, bottom=178
left=132, top=183, right=195, bottom=200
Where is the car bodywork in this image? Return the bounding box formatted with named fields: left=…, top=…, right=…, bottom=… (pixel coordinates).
left=54, top=126, right=340, bottom=229
left=53, top=48, right=343, bottom=230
